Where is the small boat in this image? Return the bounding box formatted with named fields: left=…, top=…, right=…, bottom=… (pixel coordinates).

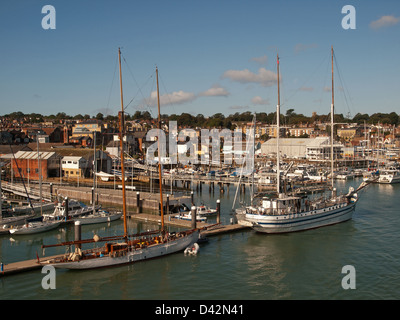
left=197, top=233, right=209, bottom=244
left=335, top=169, right=354, bottom=180
left=184, top=242, right=199, bottom=255
left=95, top=171, right=116, bottom=182
left=43, top=199, right=100, bottom=221
left=362, top=169, right=379, bottom=182
left=73, top=210, right=123, bottom=225
left=196, top=205, right=217, bottom=217
left=173, top=213, right=207, bottom=222
left=9, top=220, right=62, bottom=235
left=12, top=201, right=55, bottom=214
left=378, top=167, right=400, bottom=184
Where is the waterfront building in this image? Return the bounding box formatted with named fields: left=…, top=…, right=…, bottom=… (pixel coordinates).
left=260, top=137, right=344, bottom=160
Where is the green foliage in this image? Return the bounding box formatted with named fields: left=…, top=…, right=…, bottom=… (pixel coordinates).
left=1, top=109, right=399, bottom=128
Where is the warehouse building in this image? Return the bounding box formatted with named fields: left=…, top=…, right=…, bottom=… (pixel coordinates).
left=260, top=137, right=343, bottom=160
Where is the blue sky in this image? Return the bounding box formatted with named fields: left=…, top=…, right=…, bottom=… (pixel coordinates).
left=1, top=0, right=399, bottom=119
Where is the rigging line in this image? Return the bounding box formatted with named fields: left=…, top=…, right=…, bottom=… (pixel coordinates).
left=333, top=52, right=354, bottom=117
left=106, top=56, right=118, bottom=113
left=314, top=51, right=331, bottom=121
left=120, top=53, right=154, bottom=113
left=157, top=69, right=179, bottom=116
left=281, top=53, right=329, bottom=110
left=136, top=69, right=156, bottom=119
left=125, top=71, right=156, bottom=111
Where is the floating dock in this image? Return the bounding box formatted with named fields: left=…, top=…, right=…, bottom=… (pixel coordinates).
left=0, top=220, right=250, bottom=277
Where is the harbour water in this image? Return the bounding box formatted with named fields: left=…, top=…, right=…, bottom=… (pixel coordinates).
left=1, top=178, right=399, bottom=300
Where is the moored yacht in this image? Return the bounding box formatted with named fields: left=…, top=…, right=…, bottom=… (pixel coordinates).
left=43, top=199, right=100, bottom=221
left=378, top=167, right=400, bottom=184
left=235, top=48, right=370, bottom=234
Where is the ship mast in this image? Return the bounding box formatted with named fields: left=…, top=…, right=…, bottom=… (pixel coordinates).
left=156, top=67, right=165, bottom=232
left=276, top=54, right=280, bottom=195
left=330, top=46, right=335, bottom=191
left=118, top=47, right=128, bottom=238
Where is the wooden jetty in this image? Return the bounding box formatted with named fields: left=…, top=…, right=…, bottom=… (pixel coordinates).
left=0, top=220, right=250, bottom=277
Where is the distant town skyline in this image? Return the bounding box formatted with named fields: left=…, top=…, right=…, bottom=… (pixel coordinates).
left=1, top=1, right=399, bottom=119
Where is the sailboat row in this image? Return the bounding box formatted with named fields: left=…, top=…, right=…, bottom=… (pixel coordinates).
left=235, top=47, right=371, bottom=233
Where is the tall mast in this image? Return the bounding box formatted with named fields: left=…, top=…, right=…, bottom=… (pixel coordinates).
left=118, top=47, right=128, bottom=238
left=156, top=67, right=165, bottom=232
left=251, top=112, right=256, bottom=205
left=93, top=130, right=96, bottom=216
left=330, top=46, right=335, bottom=191
left=276, top=54, right=280, bottom=195
left=37, top=138, right=42, bottom=216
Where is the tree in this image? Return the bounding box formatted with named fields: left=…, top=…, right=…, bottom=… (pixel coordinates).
left=96, top=112, right=104, bottom=120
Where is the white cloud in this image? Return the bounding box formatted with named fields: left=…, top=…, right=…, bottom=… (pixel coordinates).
left=251, top=96, right=269, bottom=105
left=199, top=85, right=229, bottom=97
left=370, top=15, right=400, bottom=29
left=229, top=105, right=248, bottom=110
left=323, top=86, right=331, bottom=92
left=250, top=55, right=268, bottom=65
left=294, top=43, right=317, bottom=54
left=148, top=90, right=196, bottom=106
left=222, top=67, right=277, bottom=87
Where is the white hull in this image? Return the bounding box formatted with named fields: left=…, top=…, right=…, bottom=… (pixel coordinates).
left=237, top=202, right=356, bottom=234
left=196, top=206, right=217, bottom=217
left=9, top=221, right=62, bottom=235
left=43, top=202, right=101, bottom=221
left=46, top=230, right=199, bottom=270
left=74, top=212, right=123, bottom=225
left=173, top=214, right=207, bottom=222
left=378, top=172, right=400, bottom=184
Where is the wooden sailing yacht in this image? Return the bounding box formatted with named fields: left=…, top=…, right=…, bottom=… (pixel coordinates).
left=40, top=49, right=199, bottom=269
left=236, top=48, right=370, bottom=233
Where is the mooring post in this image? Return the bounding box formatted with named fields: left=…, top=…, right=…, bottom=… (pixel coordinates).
left=191, top=206, right=197, bottom=229
left=166, top=194, right=170, bottom=215
left=136, top=191, right=140, bottom=213
left=64, top=196, right=69, bottom=221
left=216, top=199, right=221, bottom=224
left=74, top=220, right=81, bottom=249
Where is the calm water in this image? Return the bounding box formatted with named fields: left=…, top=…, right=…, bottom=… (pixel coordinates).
left=1, top=178, right=399, bottom=300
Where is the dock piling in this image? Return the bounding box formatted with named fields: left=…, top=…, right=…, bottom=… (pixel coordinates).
left=216, top=199, right=221, bottom=224
left=74, top=221, right=81, bottom=249
left=64, top=197, right=69, bottom=221
left=136, top=192, right=141, bottom=213
left=191, top=206, right=197, bottom=229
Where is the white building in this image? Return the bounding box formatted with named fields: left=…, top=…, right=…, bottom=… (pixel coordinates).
left=260, top=137, right=343, bottom=160
left=61, top=156, right=89, bottom=178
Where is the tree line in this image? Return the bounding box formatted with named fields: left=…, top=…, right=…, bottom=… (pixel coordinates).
left=2, top=110, right=399, bottom=127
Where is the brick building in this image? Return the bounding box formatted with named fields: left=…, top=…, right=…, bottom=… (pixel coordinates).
left=11, top=150, right=62, bottom=180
